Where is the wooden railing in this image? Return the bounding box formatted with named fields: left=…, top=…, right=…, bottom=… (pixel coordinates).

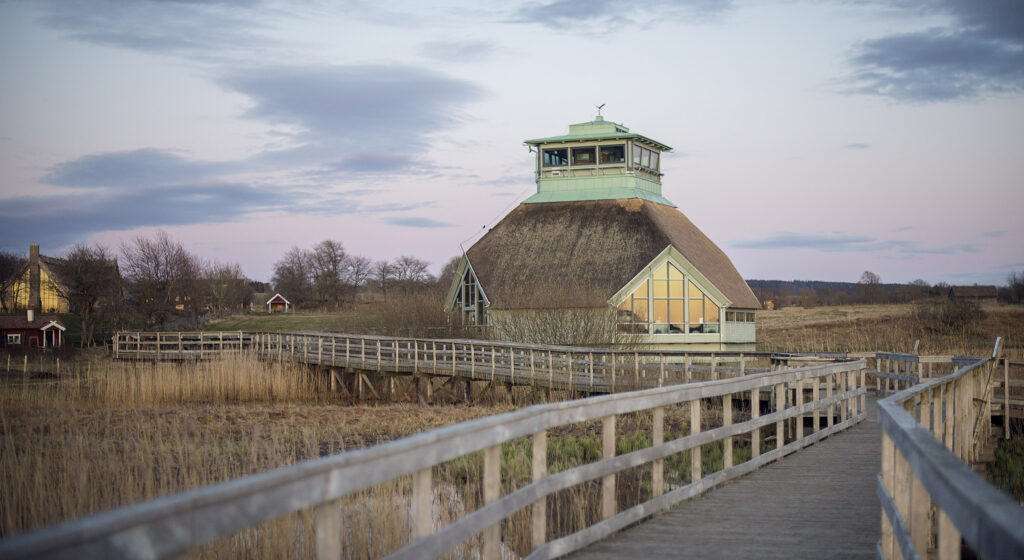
left=114, top=331, right=777, bottom=393
left=113, top=331, right=252, bottom=360
left=0, top=358, right=868, bottom=559
left=876, top=339, right=1024, bottom=560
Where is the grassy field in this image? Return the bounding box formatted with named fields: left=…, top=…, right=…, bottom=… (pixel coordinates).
left=4, top=301, right=1021, bottom=556
left=756, top=302, right=1024, bottom=358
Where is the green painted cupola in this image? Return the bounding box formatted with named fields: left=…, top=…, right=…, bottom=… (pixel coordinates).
left=523, top=115, right=675, bottom=206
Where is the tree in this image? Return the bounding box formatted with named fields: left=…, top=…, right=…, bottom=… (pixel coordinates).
left=205, top=261, right=250, bottom=317
left=121, top=231, right=203, bottom=328
left=271, top=246, right=312, bottom=308
left=858, top=270, right=883, bottom=303
left=345, top=255, right=372, bottom=295
left=309, top=240, right=348, bottom=309
left=373, top=260, right=394, bottom=301
left=392, top=255, right=432, bottom=294
left=63, top=243, right=122, bottom=346
left=0, top=250, right=26, bottom=312
left=859, top=270, right=881, bottom=285
left=1006, top=270, right=1024, bottom=303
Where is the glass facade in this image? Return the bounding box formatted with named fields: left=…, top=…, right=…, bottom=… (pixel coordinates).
left=616, top=262, right=721, bottom=335
left=452, top=266, right=487, bottom=326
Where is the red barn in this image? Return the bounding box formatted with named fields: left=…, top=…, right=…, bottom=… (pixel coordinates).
left=0, top=310, right=66, bottom=349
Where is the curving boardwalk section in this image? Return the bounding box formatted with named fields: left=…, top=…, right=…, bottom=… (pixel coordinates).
left=570, top=399, right=880, bottom=560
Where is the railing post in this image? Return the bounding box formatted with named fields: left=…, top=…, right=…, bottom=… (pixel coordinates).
left=315, top=500, right=341, bottom=560
left=795, top=379, right=804, bottom=442
left=939, top=382, right=961, bottom=559
left=1006, top=358, right=1011, bottom=439
left=690, top=399, right=702, bottom=481
left=602, top=415, right=616, bottom=519
left=881, top=432, right=895, bottom=558
left=483, top=444, right=501, bottom=558
left=532, top=430, right=547, bottom=549
left=723, top=393, right=733, bottom=468
left=776, top=383, right=786, bottom=449
left=412, top=467, right=432, bottom=541
left=751, top=388, right=760, bottom=457
left=652, top=407, right=664, bottom=497
left=910, top=395, right=930, bottom=554
left=826, top=375, right=834, bottom=428
left=894, top=447, right=912, bottom=559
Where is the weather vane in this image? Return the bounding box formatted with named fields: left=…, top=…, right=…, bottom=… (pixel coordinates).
left=595, top=103, right=605, bottom=116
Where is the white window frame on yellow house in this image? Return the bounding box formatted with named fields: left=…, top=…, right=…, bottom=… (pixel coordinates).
left=608, top=246, right=731, bottom=344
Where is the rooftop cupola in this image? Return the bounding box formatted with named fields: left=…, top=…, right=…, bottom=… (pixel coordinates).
left=523, top=115, right=674, bottom=206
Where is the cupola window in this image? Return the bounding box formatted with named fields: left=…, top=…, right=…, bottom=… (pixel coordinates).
left=571, top=147, right=596, bottom=165
left=543, top=148, right=568, bottom=167
left=599, top=145, right=625, bottom=163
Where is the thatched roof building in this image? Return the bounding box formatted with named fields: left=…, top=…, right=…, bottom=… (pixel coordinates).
left=447, top=116, right=760, bottom=350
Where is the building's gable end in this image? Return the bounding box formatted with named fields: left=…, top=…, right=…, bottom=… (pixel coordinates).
left=608, top=246, right=731, bottom=309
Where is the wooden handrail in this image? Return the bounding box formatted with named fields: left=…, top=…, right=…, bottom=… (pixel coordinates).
left=876, top=338, right=1024, bottom=560
left=0, top=358, right=867, bottom=559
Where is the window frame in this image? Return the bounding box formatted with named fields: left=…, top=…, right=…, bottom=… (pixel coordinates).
left=6, top=333, right=21, bottom=345
left=542, top=148, right=569, bottom=167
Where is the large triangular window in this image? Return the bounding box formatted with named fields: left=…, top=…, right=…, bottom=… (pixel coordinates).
left=616, top=261, right=720, bottom=334
left=452, top=265, right=488, bottom=326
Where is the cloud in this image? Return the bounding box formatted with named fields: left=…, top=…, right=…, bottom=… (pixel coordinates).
left=982, top=230, right=1006, bottom=238
left=222, top=65, right=484, bottom=151
left=384, top=217, right=453, bottom=228
left=842, top=1, right=1024, bottom=101
left=420, top=40, right=498, bottom=63
left=42, top=149, right=231, bottom=189
left=844, top=143, right=870, bottom=149
left=35, top=0, right=271, bottom=60
left=0, top=182, right=289, bottom=248
left=733, top=231, right=981, bottom=255
left=512, top=0, right=732, bottom=30
left=322, top=152, right=430, bottom=175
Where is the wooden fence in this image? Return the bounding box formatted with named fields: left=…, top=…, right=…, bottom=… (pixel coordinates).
left=876, top=339, right=1024, bottom=560
left=114, top=331, right=778, bottom=394
left=0, top=358, right=868, bottom=559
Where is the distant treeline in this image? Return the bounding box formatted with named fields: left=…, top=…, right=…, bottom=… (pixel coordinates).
left=747, top=273, right=1024, bottom=308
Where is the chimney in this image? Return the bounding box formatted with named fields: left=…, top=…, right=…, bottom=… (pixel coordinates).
left=28, top=244, right=41, bottom=313
left=27, top=309, right=34, bottom=323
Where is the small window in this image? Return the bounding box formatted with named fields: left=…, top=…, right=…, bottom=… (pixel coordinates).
left=571, top=147, right=596, bottom=165
left=641, top=148, right=651, bottom=168
left=6, top=334, right=21, bottom=345
left=632, top=144, right=642, bottom=165
left=650, top=151, right=659, bottom=170
left=543, top=148, right=568, bottom=167
left=599, top=145, right=625, bottom=164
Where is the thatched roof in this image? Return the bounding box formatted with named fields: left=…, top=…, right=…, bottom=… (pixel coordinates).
left=466, top=199, right=760, bottom=310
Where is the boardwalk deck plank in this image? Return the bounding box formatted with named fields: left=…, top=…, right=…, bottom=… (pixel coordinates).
left=569, top=400, right=881, bottom=560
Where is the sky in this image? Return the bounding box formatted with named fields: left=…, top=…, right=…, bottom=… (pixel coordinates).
left=1, top=0, right=1022, bottom=286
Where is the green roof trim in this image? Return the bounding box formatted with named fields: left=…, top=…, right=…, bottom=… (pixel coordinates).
left=524, top=117, right=673, bottom=152
left=523, top=188, right=676, bottom=206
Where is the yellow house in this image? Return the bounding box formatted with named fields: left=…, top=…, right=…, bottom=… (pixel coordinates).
left=2, top=245, right=70, bottom=313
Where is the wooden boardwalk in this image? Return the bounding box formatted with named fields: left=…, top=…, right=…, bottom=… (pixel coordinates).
left=570, top=398, right=881, bottom=560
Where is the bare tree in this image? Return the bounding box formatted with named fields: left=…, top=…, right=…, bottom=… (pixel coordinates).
left=310, top=240, right=348, bottom=310
left=0, top=250, right=27, bottom=312
left=63, top=243, right=122, bottom=346
left=345, top=255, right=372, bottom=295
left=272, top=246, right=312, bottom=308
left=857, top=270, right=883, bottom=303
left=205, top=261, right=250, bottom=317
left=373, top=260, right=394, bottom=301
left=391, top=255, right=432, bottom=295
left=121, top=231, right=203, bottom=329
